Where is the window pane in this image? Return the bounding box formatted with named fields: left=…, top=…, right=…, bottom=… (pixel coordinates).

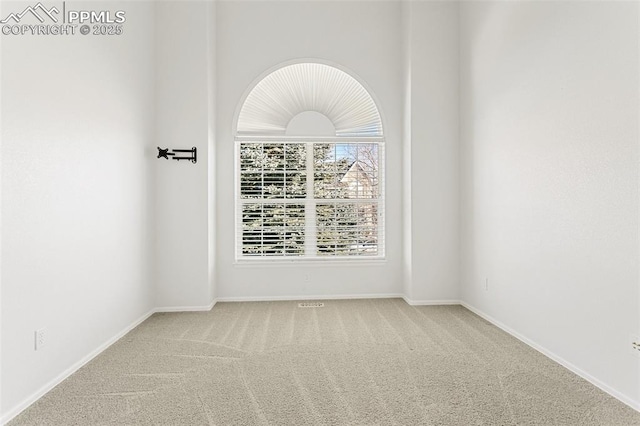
left=241, top=203, right=264, bottom=255
left=285, top=172, right=306, bottom=199
left=284, top=204, right=305, bottom=255
left=263, top=172, right=285, bottom=199
left=240, top=172, right=262, bottom=199
left=238, top=140, right=382, bottom=259
left=240, top=143, right=306, bottom=200
left=314, top=143, right=335, bottom=170
left=313, top=143, right=378, bottom=199
left=241, top=203, right=305, bottom=256
left=285, top=144, right=306, bottom=171
left=263, top=143, right=285, bottom=171
left=240, top=143, right=262, bottom=171
left=316, top=202, right=378, bottom=256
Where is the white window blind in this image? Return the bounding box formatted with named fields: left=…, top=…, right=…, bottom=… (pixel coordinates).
left=236, top=140, right=384, bottom=260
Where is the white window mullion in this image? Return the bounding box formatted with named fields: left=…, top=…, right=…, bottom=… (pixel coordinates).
left=378, top=145, right=385, bottom=257
left=304, top=143, right=317, bottom=257
left=235, top=142, right=241, bottom=258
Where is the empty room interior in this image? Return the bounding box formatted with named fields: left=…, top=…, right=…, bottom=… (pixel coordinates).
left=1, top=0, right=639, bottom=424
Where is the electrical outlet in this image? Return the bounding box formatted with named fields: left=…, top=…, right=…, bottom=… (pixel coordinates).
left=35, top=328, right=46, bottom=351
left=630, top=335, right=640, bottom=357
left=484, top=278, right=489, bottom=291
left=304, top=274, right=310, bottom=283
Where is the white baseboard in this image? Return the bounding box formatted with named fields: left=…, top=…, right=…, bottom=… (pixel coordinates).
left=460, top=301, right=640, bottom=413
left=216, top=293, right=404, bottom=303
left=154, top=298, right=217, bottom=313
left=402, top=296, right=461, bottom=306
left=7, top=297, right=636, bottom=425
left=0, top=308, right=156, bottom=426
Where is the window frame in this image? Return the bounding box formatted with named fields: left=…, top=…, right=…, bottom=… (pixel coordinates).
left=235, top=135, right=385, bottom=263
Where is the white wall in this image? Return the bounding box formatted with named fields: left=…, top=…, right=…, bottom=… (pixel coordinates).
left=215, top=1, right=405, bottom=300
left=150, top=0, right=462, bottom=305
left=207, top=1, right=218, bottom=304
left=0, top=1, right=156, bottom=419
left=154, top=1, right=215, bottom=309
left=460, top=1, right=640, bottom=407
left=401, top=0, right=413, bottom=300
left=0, top=13, right=4, bottom=418
left=403, top=1, right=460, bottom=303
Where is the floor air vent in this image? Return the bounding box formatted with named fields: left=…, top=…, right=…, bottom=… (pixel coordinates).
left=298, top=302, right=324, bottom=308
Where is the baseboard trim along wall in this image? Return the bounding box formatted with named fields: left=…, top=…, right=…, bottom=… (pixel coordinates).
left=402, top=296, right=461, bottom=306
left=5, top=297, right=637, bottom=424
left=460, top=301, right=640, bottom=413
left=155, top=299, right=217, bottom=313
left=0, top=308, right=156, bottom=426
left=216, top=293, right=405, bottom=303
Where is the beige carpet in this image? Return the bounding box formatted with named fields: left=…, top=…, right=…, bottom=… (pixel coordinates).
left=9, top=299, right=640, bottom=425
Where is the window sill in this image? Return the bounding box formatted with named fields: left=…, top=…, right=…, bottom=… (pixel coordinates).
left=233, top=258, right=387, bottom=268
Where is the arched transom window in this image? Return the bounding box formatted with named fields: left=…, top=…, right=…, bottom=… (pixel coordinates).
left=235, top=62, right=385, bottom=260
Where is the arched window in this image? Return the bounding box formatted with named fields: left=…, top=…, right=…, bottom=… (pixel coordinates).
left=235, top=62, right=384, bottom=260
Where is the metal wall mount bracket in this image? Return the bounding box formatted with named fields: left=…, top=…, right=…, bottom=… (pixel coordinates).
left=157, top=147, right=197, bottom=164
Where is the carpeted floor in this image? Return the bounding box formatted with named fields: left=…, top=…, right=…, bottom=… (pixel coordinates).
left=9, top=299, right=640, bottom=425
